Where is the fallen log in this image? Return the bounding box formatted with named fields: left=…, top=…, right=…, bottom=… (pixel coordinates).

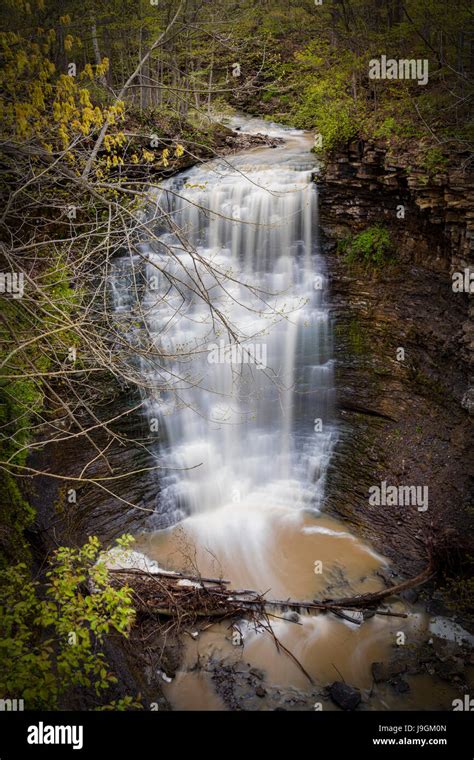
left=253, top=556, right=435, bottom=616
left=109, top=556, right=434, bottom=622
left=109, top=566, right=230, bottom=586
left=318, top=557, right=435, bottom=609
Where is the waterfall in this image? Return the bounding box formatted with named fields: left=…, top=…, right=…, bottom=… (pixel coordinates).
left=109, top=119, right=408, bottom=705
left=112, top=117, right=337, bottom=583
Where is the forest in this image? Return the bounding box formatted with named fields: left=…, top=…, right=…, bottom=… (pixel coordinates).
left=0, top=0, right=473, bottom=735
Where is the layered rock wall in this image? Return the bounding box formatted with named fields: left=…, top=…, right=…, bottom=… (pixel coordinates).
left=319, top=141, right=473, bottom=573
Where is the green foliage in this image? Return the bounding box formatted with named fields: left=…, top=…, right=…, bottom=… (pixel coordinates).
left=347, top=318, right=366, bottom=356
left=373, top=117, right=397, bottom=140
left=229, top=2, right=473, bottom=161
left=97, top=695, right=143, bottom=711
left=421, top=147, right=448, bottom=176
left=264, top=45, right=362, bottom=153
left=314, top=103, right=358, bottom=154
left=370, top=112, right=423, bottom=142
left=335, top=317, right=366, bottom=356
left=340, top=226, right=394, bottom=269
left=0, top=535, right=139, bottom=709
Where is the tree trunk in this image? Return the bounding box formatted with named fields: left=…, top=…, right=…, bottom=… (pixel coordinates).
left=90, top=15, right=107, bottom=87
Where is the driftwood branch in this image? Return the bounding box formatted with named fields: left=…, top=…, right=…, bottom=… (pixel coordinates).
left=110, top=556, right=435, bottom=622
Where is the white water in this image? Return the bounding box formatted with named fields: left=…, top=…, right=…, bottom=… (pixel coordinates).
left=131, top=118, right=337, bottom=556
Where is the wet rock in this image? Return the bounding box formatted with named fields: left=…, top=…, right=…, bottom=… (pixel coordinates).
left=329, top=681, right=361, bottom=710
left=461, top=388, right=474, bottom=414
left=320, top=139, right=472, bottom=583
left=283, top=611, right=300, bottom=623
left=223, top=130, right=283, bottom=152
left=371, top=660, right=406, bottom=683
left=431, top=635, right=451, bottom=659
left=426, top=594, right=449, bottom=616
left=390, top=676, right=410, bottom=694
left=435, top=658, right=465, bottom=681
left=375, top=570, right=394, bottom=586
left=400, top=588, right=419, bottom=604
left=400, top=653, right=423, bottom=676
left=372, top=662, right=387, bottom=683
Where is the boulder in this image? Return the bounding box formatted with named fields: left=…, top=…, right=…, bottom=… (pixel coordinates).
left=329, top=681, right=361, bottom=711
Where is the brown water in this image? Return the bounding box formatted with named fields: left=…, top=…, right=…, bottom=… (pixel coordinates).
left=135, top=510, right=430, bottom=708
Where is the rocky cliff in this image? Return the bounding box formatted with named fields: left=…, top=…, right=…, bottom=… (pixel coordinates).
left=319, top=139, right=473, bottom=578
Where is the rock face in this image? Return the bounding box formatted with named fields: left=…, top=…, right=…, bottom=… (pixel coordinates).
left=372, top=660, right=406, bottom=684
left=318, top=139, right=473, bottom=574
left=29, top=382, right=158, bottom=547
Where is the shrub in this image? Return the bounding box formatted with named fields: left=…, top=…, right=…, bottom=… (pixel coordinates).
left=341, top=225, right=393, bottom=268
left=421, top=147, right=448, bottom=176
left=292, top=80, right=359, bottom=153
left=0, top=535, right=140, bottom=709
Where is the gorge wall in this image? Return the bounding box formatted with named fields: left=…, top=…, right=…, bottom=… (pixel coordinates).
left=319, top=139, right=473, bottom=580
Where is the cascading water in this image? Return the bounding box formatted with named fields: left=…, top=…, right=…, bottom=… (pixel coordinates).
left=112, top=117, right=419, bottom=705
left=138, top=117, right=338, bottom=582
